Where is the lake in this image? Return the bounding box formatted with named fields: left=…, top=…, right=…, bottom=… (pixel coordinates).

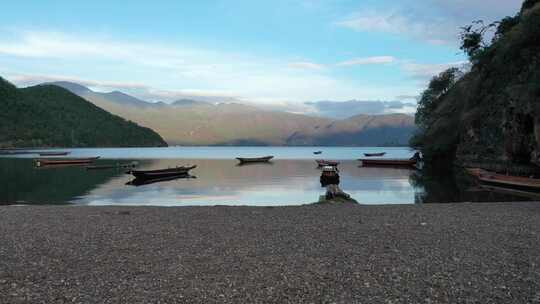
left=1, top=147, right=536, bottom=206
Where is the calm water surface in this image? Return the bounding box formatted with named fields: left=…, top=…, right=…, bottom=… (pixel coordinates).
left=1, top=147, right=536, bottom=206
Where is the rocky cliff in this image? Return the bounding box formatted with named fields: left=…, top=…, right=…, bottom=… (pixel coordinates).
left=416, top=0, right=540, bottom=171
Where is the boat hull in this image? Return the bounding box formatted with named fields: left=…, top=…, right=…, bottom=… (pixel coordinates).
left=359, top=158, right=416, bottom=167
left=364, top=152, right=386, bottom=157
left=35, top=157, right=100, bottom=166
left=129, top=165, right=197, bottom=179
left=236, top=156, right=274, bottom=163
left=467, top=168, right=540, bottom=191
left=38, top=152, right=70, bottom=156
left=316, top=160, right=340, bottom=167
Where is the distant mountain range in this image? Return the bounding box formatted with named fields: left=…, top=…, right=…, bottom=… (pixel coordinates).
left=0, top=78, right=166, bottom=148
left=46, top=81, right=416, bottom=146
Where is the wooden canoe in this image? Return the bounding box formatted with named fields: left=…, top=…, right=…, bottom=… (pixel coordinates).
left=38, top=151, right=70, bottom=156
left=316, top=159, right=340, bottom=167
left=0, top=150, right=35, bottom=155
left=466, top=168, right=540, bottom=191
left=358, top=158, right=417, bottom=167
left=34, top=157, right=100, bottom=166
left=129, top=165, right=197, bottom=179
left=236, top=156, right=274, bottom=163
left=364, top=152, right=386, bottom=157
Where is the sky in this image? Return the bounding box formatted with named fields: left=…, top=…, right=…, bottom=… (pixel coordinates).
left=0, top=0, right=524, bottom=116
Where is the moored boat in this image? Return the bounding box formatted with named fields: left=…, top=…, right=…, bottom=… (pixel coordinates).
left=358, top=158, right=417, bottom=168
left=316, top=159, right=340, bottom=167
left=128, top=165, right=197, bottom=179
left=313, top=151, right=322, bottom=155
left=364, top=152, right=386, bottom=157
left=0, top=150, right=36, bottom=155
left=359, top=152, right=421, bottom=168
left=38, top=151, right=70, bottom=156
left=320, top=166, right=340, bottom=187
left=236, top=156, right=274, bottom=163
left=466, top=168, right=540, bottom=191
left=34, top=157, right=100, bottom=166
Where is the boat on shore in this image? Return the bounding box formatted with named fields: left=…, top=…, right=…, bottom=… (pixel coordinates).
left=316, top=159, right=340, bottom=167
left=364, top=152, right=386, bottom=157
left=466, top=168, right=540, bottom=191
left=34, top=157, right=100, bottom=167
left=128, top=165, right=197, bottom=179
left=236, top=156, right=274, bottom=164
left=38, top=151, right=70, bottom=156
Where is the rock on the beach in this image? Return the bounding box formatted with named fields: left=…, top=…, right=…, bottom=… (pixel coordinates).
left=319, top=185, right=358, bottom=204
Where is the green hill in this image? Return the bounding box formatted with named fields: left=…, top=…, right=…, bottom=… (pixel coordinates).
left=412, top=0, right=540, bottom=171
left=0, top=77, right=167, bottom=148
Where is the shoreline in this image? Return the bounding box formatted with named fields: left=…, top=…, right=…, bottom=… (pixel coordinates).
left=1, top=202, right=539, bottom=303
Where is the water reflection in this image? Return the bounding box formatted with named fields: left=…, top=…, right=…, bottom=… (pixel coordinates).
left=0, top=159, right=131, bottom=205
left=126, top=175, right=197, bottom=187
left=72, top=159, right=420, bottom=206
left=411, top=167, right=538, bottom=203
left=0, top=158, right=535, bottom=206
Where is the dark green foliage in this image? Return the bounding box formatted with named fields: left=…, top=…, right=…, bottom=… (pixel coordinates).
left=494, top=16, right=520, bottom=41
left=0, top=77, right=167, bottom=148
left=414, top=68, right=461, bottom=131
left=414, top=2, right=540, bottom=168
left=459, top=20, right=498, bottom=64
left=523, top=0, right=540, bottom=10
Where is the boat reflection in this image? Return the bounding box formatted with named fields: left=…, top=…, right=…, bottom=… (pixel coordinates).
left=126, top=175, right=197, bottom=187
left=236, top=161, right=274, bottom=167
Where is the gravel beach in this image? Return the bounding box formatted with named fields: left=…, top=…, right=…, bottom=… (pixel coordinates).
left=1, top=202, right=540, bottom=303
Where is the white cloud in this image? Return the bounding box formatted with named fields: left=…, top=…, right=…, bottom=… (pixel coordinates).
left=335, top=0, right=523, bottom=45
left=336, top=10, right=457, bottom=45
left=336, top=56, right=395, bottom=66
left=288, top=61, right=325, bottom=70
left=401, top=61, right=469, bottom=80
left=8, top=73, right=149, bottom=90
left=395, top=94, right=419, bottom=101
left=6, top=72, right=243, bottom=103
left=0, top=30, right=435, bottom=104
left=1, top=30, right=384, bottom=102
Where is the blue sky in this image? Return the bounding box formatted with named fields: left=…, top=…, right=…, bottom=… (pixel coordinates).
left=0, top=0, right=524, bottom=115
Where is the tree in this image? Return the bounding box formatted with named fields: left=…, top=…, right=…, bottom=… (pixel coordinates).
left=493, top=16, right=520, bottom=42
left=459, top=20, right=498, bottom=61
left=522, top=0, right=540, bottom=10
left=415, top=67, right=461, bottom=129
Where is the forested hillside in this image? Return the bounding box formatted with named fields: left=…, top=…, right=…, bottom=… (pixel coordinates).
left=411, top=0, right=540, bottom=171
left=0, top=77, right=167, bottom=148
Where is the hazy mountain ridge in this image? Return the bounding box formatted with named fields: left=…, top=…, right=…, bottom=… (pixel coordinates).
left=48, top=82, right=416, bottom=146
